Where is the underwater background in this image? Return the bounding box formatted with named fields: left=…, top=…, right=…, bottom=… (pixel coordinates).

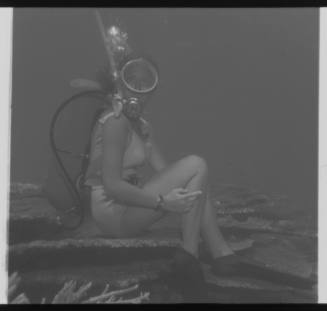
left=10, top=8, right=318, bottom=224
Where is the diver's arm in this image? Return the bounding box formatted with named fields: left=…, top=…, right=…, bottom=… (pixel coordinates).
left=147, top=124, right=168, bottom=172
left=101, top=115, right=158, bottom=209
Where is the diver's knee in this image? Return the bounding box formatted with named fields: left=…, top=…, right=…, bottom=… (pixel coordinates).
left=184, top=154, right=208, bottom=174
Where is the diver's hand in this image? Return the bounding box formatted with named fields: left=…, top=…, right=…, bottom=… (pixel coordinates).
left=162, top=188, right=202, bottom=214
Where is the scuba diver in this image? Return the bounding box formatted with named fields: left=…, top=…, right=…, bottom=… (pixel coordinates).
left=48, top=11, right=249, bottom=301
left=86, top=13, right=240, bottom=277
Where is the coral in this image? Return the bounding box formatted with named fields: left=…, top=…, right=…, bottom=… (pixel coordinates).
left=8, top=272, right=149, bottom=304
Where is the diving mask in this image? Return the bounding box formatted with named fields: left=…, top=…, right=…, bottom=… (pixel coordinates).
left=120, top=57, right=159, bottom=94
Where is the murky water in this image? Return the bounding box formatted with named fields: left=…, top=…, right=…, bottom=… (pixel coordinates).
left=12, top=8, right=318, bottom=215
left=9, top=8, right=318, bottom=304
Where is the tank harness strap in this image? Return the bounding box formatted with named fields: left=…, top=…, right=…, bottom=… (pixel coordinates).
left=98, top=111, right=116, bottom=124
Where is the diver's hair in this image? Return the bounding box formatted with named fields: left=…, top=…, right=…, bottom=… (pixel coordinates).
left=96, top=66, right=117, bottom=95
left=96, top=51, right=159, bottom=95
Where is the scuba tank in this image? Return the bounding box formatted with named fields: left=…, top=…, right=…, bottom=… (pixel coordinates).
left=44, top=90, right=109, bottom=229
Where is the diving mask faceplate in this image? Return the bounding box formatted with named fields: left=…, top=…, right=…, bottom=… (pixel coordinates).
left=120, top=58, right=159, bottom=94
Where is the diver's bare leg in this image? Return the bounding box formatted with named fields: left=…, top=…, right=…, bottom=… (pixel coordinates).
left=200, top=193, right=234, bottom=258
left=178, top=158, right=208, bottom=257
left=118, top=155, right=208, bottom=257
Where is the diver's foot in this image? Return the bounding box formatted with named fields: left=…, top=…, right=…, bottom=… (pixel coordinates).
left=169, top=248, right=208, bottom=302
left=210, top=253, right=242, bottom=276
left=170, top=248, right=205, bottom=283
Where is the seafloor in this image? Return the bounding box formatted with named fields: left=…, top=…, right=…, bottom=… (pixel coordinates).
left=8, top=182, right=317, bottom=303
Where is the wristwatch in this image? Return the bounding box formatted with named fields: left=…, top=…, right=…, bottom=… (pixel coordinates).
left=155, top=194, right=165, bottom=211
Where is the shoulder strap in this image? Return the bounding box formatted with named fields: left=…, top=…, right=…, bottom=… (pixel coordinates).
left=98, top=111, right=116, bottom=124
left=138, top=117, right=151, bottom=141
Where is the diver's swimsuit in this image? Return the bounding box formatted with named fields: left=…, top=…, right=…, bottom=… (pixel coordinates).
left=84, top=109, right=152, bottom=237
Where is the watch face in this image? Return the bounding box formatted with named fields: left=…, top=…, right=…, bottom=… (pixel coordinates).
left=121, top=58, right=159, bottom=93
